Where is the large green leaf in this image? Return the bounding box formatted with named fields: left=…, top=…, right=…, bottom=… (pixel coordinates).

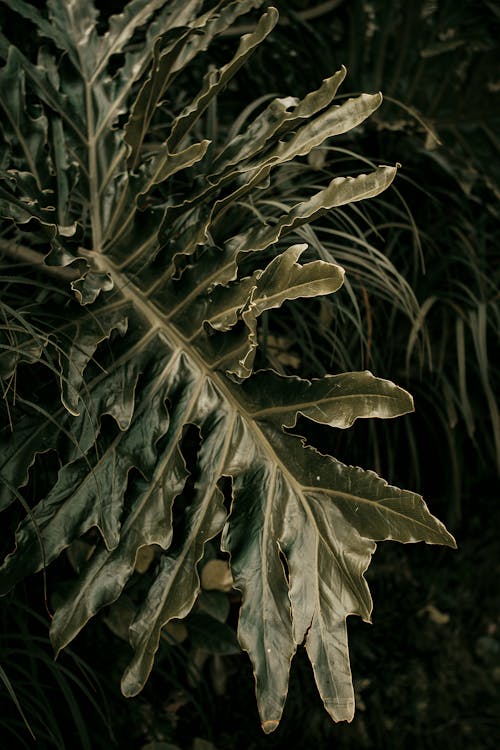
left=0, top=0, right=455, bottom=733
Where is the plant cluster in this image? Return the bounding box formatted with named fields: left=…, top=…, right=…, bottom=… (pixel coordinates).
left=0, top=1, right=464, bottom=747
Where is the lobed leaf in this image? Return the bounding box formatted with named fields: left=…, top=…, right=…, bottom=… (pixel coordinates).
left=0, top=1, right=456, bottom=734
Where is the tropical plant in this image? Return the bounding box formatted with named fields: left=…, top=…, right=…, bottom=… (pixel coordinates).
left=230, top=0, right=500, bottom=519
left=0, top=0, right=455, bottom=735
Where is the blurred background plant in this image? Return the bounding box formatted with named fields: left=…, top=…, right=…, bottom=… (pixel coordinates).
left=0, top=591, right=113, bottom=749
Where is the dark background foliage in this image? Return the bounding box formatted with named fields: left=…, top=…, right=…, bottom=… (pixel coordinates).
left=0, top=1, right=499, bottom=748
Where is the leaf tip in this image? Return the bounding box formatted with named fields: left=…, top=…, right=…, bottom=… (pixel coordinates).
left=60, top=396, right=81, bottom=418
left=254, top=6, right=279, bottom=35
left=324, top=699, right=356, bottom=723
left=120, top=673, right=141, bottom=699
left=262, top=719, right=279, bottom=734
left=446, top=531, right=458, bottom=550
left=50, top=631, right=64, bottom=662
left=334, top=64, right=348, bottom=84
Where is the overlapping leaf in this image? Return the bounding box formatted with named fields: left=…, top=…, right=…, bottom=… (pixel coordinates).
left=0, top=0, right=455, bottom=733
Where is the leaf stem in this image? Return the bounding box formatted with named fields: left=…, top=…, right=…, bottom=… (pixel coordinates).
left=86, top=82, right=103, bottom=251
left=0, top=239, right=80, bottom=282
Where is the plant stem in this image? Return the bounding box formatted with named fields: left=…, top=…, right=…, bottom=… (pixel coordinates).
left=0, top=238, right=80, bottom=282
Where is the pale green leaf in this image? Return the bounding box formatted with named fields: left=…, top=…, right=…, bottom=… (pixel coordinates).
left=166, top=8, right=279, bottom=151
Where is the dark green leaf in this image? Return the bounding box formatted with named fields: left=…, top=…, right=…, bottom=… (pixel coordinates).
left=0, top=2, right=455, bottom=734
left=186, top=612, right=241, bottom=655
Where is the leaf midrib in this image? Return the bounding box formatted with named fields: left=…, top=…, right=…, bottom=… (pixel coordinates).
left=96, top=257, right=432, bottom=563
left=303, top=483, right=443, bottom=539
left=96, top=258, right=395, bottom=628
left=96, top=255, right=319, bottom=507
left=250, top=392, right=403, bottom=421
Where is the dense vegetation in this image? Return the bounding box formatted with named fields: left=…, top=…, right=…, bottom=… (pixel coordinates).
left=0, top=2, right=498, bottom=749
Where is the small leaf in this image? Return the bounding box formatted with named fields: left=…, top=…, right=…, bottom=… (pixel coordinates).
left=229, top=166, right=398, bottom=257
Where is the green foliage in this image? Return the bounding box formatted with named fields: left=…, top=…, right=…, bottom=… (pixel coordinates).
left=0, top=0, right=454, bottom=734
left=0, top=595, right=113, bottom=748
left=232, top=0, right=499, bottom=517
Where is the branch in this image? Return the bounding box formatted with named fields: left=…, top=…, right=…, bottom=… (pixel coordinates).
left=0, top=238, right=81, bottom=282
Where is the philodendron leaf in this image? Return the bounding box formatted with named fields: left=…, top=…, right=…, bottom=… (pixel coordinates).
left=0, top=0, right=455, bottom=734
left=201, top=244, right=344, bottom=379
